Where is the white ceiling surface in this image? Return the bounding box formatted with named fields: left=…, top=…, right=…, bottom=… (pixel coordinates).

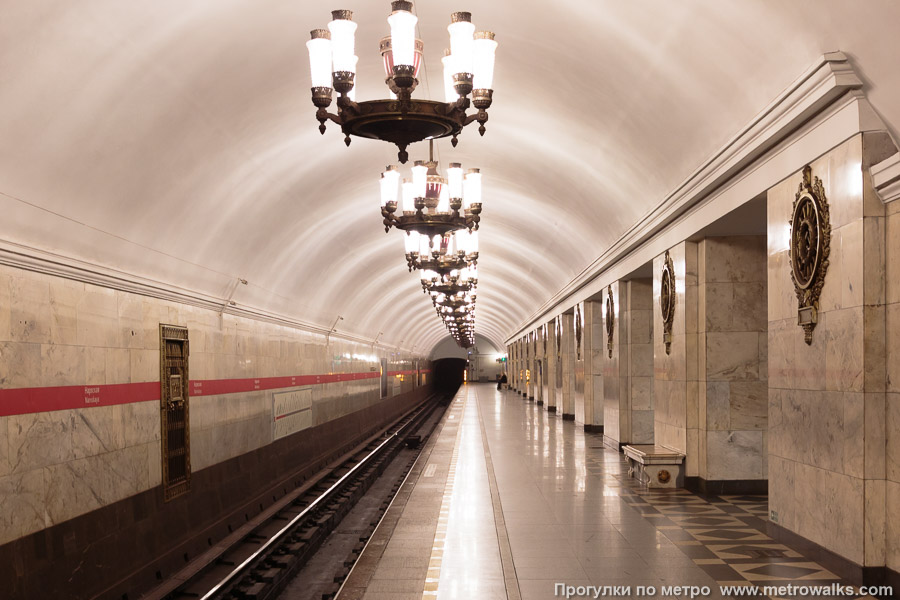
left=431, top=334, right=501, bottom=360
left=1, top=1, right=899, bottom=354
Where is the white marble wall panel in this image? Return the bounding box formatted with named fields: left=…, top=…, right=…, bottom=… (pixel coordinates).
left=654, top=243, right=699, bottom=474
left=0, top=266, right=424, bottom=546
left=561, top=312, right=575, bottom=416
left=545, top=320, right=558, bottom=409
left=768, top=134, right=889, bottom=568
left=0, top=269, right=11, bottom=343
left=10, top=274, right=51, bottom=344
left=584, top=300, right=603, bottom=427
left=887, top=179, right=900, bottom=573
left=698, top=236, right=767, bottom=482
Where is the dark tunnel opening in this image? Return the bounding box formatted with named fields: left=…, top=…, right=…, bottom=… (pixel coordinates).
left=432, top=358, right=467, bottom=394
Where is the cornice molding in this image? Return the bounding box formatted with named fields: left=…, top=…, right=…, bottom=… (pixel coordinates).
left=0, top=239, right=421, bottom=356
left=506, top=52, right=890, bottom=343
left=872, top=152, right=900, bottom=203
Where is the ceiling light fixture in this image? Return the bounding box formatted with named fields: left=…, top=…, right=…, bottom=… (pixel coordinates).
left=307, top=3, right=497, bottom=163
left=380, top=141, right=482, bottom=238
left=403, top=229, right=478, bottom=272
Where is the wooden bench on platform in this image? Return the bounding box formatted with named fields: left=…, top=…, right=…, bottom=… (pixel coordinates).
left=623, top=445, right=685, bottom=488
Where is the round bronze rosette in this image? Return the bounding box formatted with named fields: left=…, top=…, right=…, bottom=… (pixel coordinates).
left=660, top=250, right=675, bottom=355
left=605, top=285, right=614, bottom=359
left=789, top=165, right=831, bottom=345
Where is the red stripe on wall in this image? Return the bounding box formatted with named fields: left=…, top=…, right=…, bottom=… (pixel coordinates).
left=0, top=370, right=390, bottom=417
left=0, top=382, right=159, bottom=416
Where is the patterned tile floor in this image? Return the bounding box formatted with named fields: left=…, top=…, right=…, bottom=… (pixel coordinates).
left=588, top=453, right=877, bottom=598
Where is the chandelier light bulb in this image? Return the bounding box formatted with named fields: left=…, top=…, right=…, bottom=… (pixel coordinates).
left=412, top=161, right=428, bottom=199
left=448, top=12, right=475, bottom=77
left=404, top=231, right=419, bottom=253
left=307, top=30, right=333, bottom=89
left=463, top=168, right=481, bottom=209
left=442, top=50, right=458, bottom=103
left=380, top=166, right=399, bottom=206
left=328, top=11, right=358, bottom=74
left=468, top=230, right=479, bottom=254
left=388, top=1, right=418, bottom=68
left=402, top=178, right=416, bottom=212
left=472, top=31, right=497, bottom=90
left=437, top=186, right=450, bottom=214
left=447, top=162, right=464, bottom=199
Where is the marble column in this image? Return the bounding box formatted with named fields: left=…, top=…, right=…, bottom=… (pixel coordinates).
left=512, top=341, right=519, bottom=393
left=535, top=326, right=545, bottom=405
left=627, top=279, right=655, bottom=445
left=546, top=318, right=559, bottom=412
left=602, top=282, right=624, bottom=448
left=653, top=242, right=700, bottom=476
left=561, top=312, right=576, bottom=419
left=583, top=300, right=603, bottom=433
left=528, top=330, right=537, bottom=401
left=574, top=303, right=586, bottom=423
left=604, top=279, right=655, bottom=450
left=768, top=133, right=891, bottom=571
left=697, top=235, right=767, bottom=493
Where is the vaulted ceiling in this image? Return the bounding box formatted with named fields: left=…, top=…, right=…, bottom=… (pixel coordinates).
left=1, top=1, right=898, bottom=354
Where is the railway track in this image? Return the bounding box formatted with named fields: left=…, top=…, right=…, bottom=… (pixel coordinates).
left=145, top=392, right=450, bottom=600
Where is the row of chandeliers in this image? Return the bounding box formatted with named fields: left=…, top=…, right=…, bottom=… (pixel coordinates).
left=306, top=1, right=497, bottom=347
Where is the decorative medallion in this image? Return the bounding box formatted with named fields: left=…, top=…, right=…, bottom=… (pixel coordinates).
left=657, top=470, right=671, bottom=484
left=605, top=285, right=614, bottom=359
left=574, top=304, right=583, bottom=360
left=660, top=250, right=675, bottom=355
left=789, top=165, right=831, bottom=345
left=555, top=315, right=562, bottom=355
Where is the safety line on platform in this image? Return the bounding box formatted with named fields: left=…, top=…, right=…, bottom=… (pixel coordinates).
left=422, top=387, right=467, bottom=599
left=477, top=385, right=522, bottom=600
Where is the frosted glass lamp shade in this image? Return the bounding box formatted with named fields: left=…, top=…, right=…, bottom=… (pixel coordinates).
left=328, top=13, right=358, bottom=73
left=388, top=4, right=418, bottom=67
left=307, top=31, right=333, bottom=88
left=380, top=167, right=399, bottom=206
left=473, top=32, right=497, bottom=89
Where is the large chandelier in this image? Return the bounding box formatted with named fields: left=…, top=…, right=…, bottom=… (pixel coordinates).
left=306, top=3, right=498, bottom=163
left=380, top=142, right=482, bottom=238
left=403, top=229, right=478, bottom=271
left=421, top=265, right=477, bottom=296
left=440, top=285, right=476, bottom=346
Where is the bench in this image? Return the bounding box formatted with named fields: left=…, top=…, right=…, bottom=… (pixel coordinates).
left=622, top=445, right=686, bottom=488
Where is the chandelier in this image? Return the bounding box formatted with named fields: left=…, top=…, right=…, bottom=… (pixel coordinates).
left=421, top=265, right=477, bottom=295
left=380, top=142, right=482, bottom=238
left=440, top=299, right=475, bottom=347
left=404, top=229, right=478, bottom=271
left=306, top=2, right=498, bottom=163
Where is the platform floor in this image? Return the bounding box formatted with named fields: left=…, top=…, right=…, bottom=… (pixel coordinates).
left=336, top=384, right=873, bottom=600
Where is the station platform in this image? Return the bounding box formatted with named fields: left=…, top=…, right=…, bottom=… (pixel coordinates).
left=337, top=384, right=871, bottom=600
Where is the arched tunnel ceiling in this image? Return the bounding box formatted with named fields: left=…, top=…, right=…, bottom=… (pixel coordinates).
left=1, top=1, right=899, bottom=354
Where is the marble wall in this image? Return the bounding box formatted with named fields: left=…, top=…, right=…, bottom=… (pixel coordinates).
left=604, top=279, right=654, bottom=447
left=697, top=236, right=768, bottom=483
left=768, top=134, right=888, bottom=568
left=0, top=264, right=423, bottom=547
left=653, top=242, right=700, bottom=476
left=582, top=300, right=603, bottom=430
left=887, top=193, right=900, bottom=574
left=574, top=303, right=586, bottom=423
left=627, top=280, right=656, bottom=444
left=546, top=319, right=558, bottom=410
left=561, top=312, right=575, bottom=417
left=603, top=282, right=625, bottom=445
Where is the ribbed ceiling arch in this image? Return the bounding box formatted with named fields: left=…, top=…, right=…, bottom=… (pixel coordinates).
left=1, top=1, right=899, bottom=355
